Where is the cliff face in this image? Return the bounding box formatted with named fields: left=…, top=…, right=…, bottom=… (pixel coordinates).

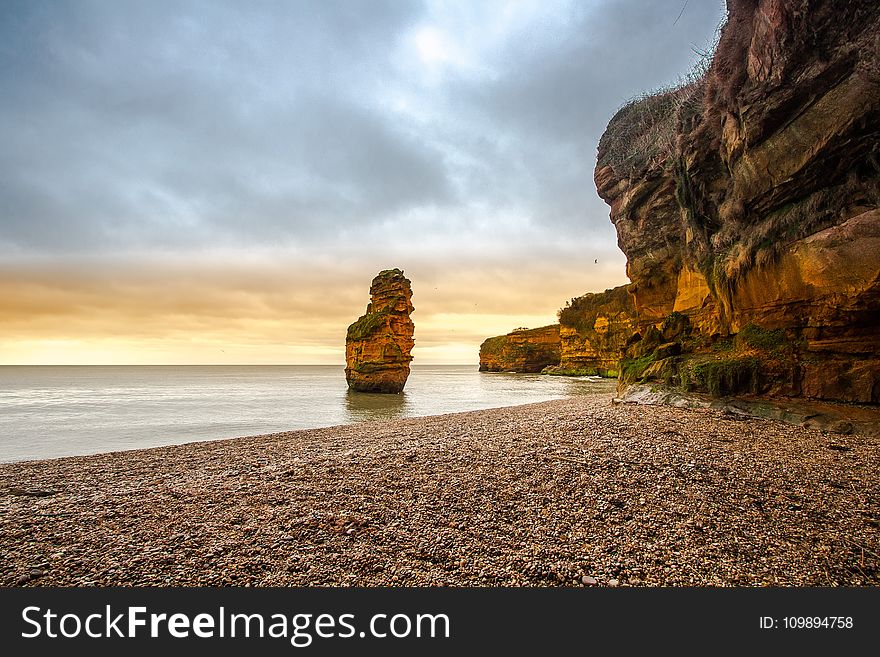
left=478, top=286, right=638, bottom=376
left=345, top=269, right=415, bottom=393
left=547, top=285, right=638, bottom=376
left=595, top=0, right=880, bottom=403
left=479, top=325, right=561, bottom=373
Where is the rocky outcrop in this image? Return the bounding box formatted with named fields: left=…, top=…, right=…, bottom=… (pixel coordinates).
left=595, top=0, right=880, bottom=403
left=547, top=285, right=638, bottom=376
left=345, top=269, right=414, bottom=393
left=479, top=325, right=561, bottom=373
left=478, top=286, right=638, bottom=377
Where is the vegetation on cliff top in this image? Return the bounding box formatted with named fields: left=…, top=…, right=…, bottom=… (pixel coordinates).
left=479, top=326, right=561, bottom=373
left=600, top=3, right=880, bottom=291
left=597, top=81, right=705, bottom=177
left=557, top=285, right=634, bottom=334
left=597, top=35, right=714, bottom=179
left=374, top=268, right=405, bottom=280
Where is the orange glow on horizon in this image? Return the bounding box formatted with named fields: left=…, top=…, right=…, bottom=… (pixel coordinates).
left=0, top=258, right=628, bottom=365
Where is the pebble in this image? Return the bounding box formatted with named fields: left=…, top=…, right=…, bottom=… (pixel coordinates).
left=0, top=395, right=876, bottom=587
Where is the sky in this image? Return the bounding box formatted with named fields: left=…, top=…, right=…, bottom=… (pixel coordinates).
left=0, top=0, right=726, bottom=364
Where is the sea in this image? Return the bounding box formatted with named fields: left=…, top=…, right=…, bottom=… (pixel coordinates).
left=0, top=365, right=616, bottom=463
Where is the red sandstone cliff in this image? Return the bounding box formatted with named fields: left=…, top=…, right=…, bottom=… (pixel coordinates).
left=595, top=0, right=880, bottom=403
left=479, top=325, right=561, bottom=373
left=551, top=285, right=639, bottom=376
left=478, top=285, right=638, bottom=376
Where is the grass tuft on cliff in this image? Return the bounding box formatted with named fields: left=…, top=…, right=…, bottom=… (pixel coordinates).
left=597, top=42, right=712, bottom=179
left=597, top=85, right=701, bottom=176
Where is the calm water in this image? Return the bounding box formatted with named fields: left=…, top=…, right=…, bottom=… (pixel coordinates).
left=0, top=365, right=616, bottom=462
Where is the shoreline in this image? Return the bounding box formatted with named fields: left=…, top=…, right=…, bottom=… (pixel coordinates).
left=1, top=393, right=877, bottom=587
left=0, top=365, right=617, bottom=464
left=0, top=392, right=615, bottom=466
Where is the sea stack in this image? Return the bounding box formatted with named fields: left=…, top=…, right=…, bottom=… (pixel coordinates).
left=345, top=269, right=415, bottom=393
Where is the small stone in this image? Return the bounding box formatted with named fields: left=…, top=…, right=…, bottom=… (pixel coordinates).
left=826, top=443, right=851, bottom=451
left=29, top=569, right=46, bottom=579
left=829, top=421, right=854, bottom=435
left=581, top=575, right=598, bottom=585
left=608, top=578, right=619, bottom=587
left=16, top=574, right=31, bottom=586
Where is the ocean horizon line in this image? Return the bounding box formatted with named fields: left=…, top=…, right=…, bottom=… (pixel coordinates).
left=0, top=363, right=477, bottom=368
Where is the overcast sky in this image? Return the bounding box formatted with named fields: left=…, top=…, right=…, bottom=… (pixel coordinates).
left=0, top=0, right=725, bottom=364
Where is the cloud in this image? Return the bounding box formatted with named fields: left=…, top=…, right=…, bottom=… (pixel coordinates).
left=0, top=0, right=724, bottom=253
left=0, top=0, right=726, bottom=362
left=0, top=0, right=448, bottom=251
left=428, top=0, right=725, bottom=232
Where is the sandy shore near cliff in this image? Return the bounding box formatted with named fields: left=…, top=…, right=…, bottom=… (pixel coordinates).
left=1, top=393, right=878, bottom=587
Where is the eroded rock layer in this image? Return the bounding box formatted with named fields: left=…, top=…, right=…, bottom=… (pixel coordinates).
left=479, top=325, right=561, bottom=373
left=547, top=285, right=638, bottom=377
left=595, top=0, right=880, bottom=403
left=345, top=269, right=414, bottom=393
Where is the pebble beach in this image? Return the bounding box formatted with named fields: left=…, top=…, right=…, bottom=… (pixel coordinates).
left=1, top=393, right=878, bottom=587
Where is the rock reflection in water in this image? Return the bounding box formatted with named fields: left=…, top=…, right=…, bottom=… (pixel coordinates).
left=344, top=390, right=408, bottom=423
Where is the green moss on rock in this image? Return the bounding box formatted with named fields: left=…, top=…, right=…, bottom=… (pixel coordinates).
left=736, top=323, right=788, bottom=351
left=686, top=357, right=761, bottom=396
left=620, top=353, right=656, bottom=384
left=543, top=366, right=596, bottom=376
left=346, top=312, right=389, bottom=342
